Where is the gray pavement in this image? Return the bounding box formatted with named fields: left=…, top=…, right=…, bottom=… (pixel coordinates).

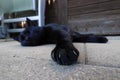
left=86, top=40, right=120, bottom=67
left=0, top=39, right=120, bottom=80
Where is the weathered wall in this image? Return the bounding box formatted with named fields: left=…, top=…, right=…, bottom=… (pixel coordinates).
left=68, top=0, right=120, bottom=35
left=45, top=0, right=68, bottom=24
left=45, top=0, right=57, bottom=24
left=45, top=0, right=120, bottom=35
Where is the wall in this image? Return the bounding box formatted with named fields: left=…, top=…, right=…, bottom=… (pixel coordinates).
left=45, top=0, right=57, bottom=24
left=67, top=0, right=120, bottom=35
left=45, top=0, right=67, bottom=24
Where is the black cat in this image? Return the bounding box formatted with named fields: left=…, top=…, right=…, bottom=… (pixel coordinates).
left=14, top=18, right=108, bottom=65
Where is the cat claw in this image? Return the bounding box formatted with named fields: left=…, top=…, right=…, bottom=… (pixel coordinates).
left=73, top=50, right=78, bottom=56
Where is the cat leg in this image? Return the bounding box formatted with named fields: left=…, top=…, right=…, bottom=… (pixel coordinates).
left=72, top=32, right=108, bottom=43
left=51, top=42, right=79, bottom=65
left=51, top=31, right=79, bottom=65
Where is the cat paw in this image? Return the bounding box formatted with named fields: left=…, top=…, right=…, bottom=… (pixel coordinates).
left=51, top=46, right=79, bottom=65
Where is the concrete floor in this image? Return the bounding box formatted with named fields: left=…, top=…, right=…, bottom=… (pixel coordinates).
left=0, top=39, right=120, bottom=80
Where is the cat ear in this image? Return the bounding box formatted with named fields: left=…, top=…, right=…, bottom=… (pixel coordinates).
left=26, top=18, right=36, bottom=27
left=26, top=18, right=33, bottom=27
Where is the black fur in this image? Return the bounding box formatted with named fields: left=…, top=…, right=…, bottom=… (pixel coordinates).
left=14, top=18, right=108, bottom=65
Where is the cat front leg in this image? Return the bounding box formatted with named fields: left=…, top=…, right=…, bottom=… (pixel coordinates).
left=51, top=41, right=79, bottom=65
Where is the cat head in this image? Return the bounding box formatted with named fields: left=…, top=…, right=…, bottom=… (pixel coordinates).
left=14, top=18, right=43, bottom=46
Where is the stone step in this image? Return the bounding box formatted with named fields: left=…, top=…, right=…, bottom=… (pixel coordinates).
left=0, top=37, right=120, bottom=68
left=0, top=40, right=120, bottom=80
left=76, top=39, right=120, bottom=68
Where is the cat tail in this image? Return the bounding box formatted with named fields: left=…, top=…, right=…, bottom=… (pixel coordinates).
left=72, top=32, right=108, bottom=43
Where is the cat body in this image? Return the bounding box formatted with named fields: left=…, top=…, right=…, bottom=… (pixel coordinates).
left=14, top=18, right=108, bottom=65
